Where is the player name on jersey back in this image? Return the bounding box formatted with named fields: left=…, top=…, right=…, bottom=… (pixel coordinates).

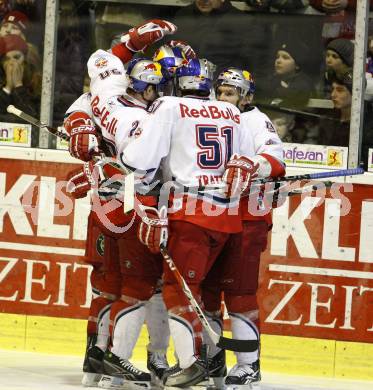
left=179, top=103, right=240, bottom=124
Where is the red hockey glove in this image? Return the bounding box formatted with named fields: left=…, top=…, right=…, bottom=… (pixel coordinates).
left=66, top=159, right=126, bottom=200
left=168, top=40, right=196, bottom=58
left=66, top=161, right=97, bottom=199
left=69, top=125, right=100, bottom=161
left=222, top=154, right=259, bottom=198
left=122, top=19, right=177, bottom=52
left=137, top=205, right=168, bottom=254
left=64, top=111, right=100, bottom=161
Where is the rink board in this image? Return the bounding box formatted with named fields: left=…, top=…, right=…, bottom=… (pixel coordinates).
left=0, top=312, right=372, bottom=381
left=1, top=148, right=373, bottom=383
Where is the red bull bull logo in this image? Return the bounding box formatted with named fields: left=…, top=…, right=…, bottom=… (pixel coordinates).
left=95, top=57, right=108, bottom=68
left=144, top=63, right=157, bottom=71
left=143, top=62, right=162, bottom=76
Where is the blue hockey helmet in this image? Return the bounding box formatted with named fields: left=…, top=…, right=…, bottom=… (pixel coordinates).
left=126, top=58, right=168, bottom=93
left=153, top=45, right=188, bottom=76
left=175, top=58, right=214, bottom=93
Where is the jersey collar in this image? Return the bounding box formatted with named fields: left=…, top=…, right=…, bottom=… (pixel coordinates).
left=118, top=94, right=147, bottom=109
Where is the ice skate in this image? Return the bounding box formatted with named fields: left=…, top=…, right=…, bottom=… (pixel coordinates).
left=147, top=350, right=169, bottom=386
left=163, top=358, right=208, bottom=389
left=82, top=344, right=105, bottom=387
left=98, top=350, right=151, bottom=389
left=198, top=349, right=227, bottom=389
left=224, top=361, right=261, bottom=390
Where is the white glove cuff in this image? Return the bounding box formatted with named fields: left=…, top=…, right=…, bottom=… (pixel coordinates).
left=249, top=155, right=272, bottom=178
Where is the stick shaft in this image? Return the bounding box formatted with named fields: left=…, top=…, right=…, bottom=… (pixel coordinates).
left=257, top=167, right=364, bottom=184
left=160, top=245, right=258, bottom=352
left=7, top=105, right=69, bottom=141
left=124, top=167, right=363, bottom=198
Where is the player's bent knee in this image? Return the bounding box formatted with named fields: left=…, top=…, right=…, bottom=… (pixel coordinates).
left=225, top=293, right=258, bottom=313
left=163, top=282, right=201, bottom=311
left=202, top=285, right=222, bottom=312
left=121, top=277, right=158, bottom=301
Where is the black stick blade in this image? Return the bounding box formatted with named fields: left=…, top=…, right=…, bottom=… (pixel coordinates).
left=217, top=336, right=258, bottom=352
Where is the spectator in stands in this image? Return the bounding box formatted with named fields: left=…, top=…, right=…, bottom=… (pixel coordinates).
left=326, top=38, right=354, bottom=74
left=0, top=10, right=41, bottom=71
left=318, top=68, right=352, bottom=146
left=0, top=10, right=28, bottom=38
left=0, top=34, right=39, bottom=122
left=368, top=35, right=373, bottom=76
left=172, top=0, right=271, bottom=91
left=11, top=0, right=45, bottom=52
left=0, top=1, right=10, bottom=22
left=262, top=40, right=314, bottom=110
left=318, top=68, right=373, bottom=167
left=246, top=0, right=309, bottom=12
left=366, top=35, right=373, bottom=101
left=271, top=112, right=295, bottom=142
left=316, top=37, right=354, bottom=98
left=268, top=109, right=319, bottom=144
left=309, top=0, right=373, bottom=42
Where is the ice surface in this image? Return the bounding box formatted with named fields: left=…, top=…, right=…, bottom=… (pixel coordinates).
left=0, top=349, right=372, bottom=390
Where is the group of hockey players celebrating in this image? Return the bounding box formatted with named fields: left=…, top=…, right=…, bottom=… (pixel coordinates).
left=64, top=18, right=285, bottom=390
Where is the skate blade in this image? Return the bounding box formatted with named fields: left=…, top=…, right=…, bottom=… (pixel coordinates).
left=98, top=375, right=151, bottom=389
left=82, top=372, right=102, bottom=387
left=224, top=383, right=260, bottom=390
left=197, top=376, right=224, bottom=389
left=164, top=387, right=207, bottom=390
left=150, top=372, right=164, bottom=389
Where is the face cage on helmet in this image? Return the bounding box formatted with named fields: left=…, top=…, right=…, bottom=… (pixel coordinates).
left=177, top=76, right=213, bottom=94
left=176, top=58, right=214, bottom=94
left=214, top=80, right=246, bottom=100
left=215, top=68, right=255, bottom=99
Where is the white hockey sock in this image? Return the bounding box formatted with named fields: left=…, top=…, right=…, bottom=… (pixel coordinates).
left=145, top=292, right=170, bottom=352
left=169, top=314, right=197, bottom=369
left=111, top=303, right=146, bottom=360
left=229, top=312, right=260, bottom=364
left=202, top=311, right=223, bottom=358
left=96, top=302, right=112, bottom=351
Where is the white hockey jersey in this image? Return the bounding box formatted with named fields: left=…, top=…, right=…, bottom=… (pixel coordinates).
left=65, top=92, right=92, bottom=117
left=239, top=107, right=283, bottom=161
left=68, top=50, right=147, bottom=156
left=238, top=106, right=285, bottom=222
left=88, top=49, right=129, bottom=110
left=119, top=95, right=246, bottom=233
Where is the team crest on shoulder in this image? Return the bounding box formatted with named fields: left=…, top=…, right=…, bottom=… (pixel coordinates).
left=265, top=121, right=276, bottom=133
left=95, top=57, right=108, bottom=68
left=96, top=234, right=105, bottom=256
left=148, top=99, right=164, bottom=114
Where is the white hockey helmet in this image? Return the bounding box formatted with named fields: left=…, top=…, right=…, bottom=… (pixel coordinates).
left=215, top=68, right=255, bottom=98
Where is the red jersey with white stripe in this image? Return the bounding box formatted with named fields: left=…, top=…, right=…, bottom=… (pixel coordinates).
left=119, top=95, right=245, bottom=233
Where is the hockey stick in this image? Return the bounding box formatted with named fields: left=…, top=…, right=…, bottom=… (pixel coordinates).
left=260, top=167, right=364, bottom=184
left=119, top=167, right=364, bottom=200
left=7, top=105, right=70, bottom=141
left=159, top=244, right=258, bottom=353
